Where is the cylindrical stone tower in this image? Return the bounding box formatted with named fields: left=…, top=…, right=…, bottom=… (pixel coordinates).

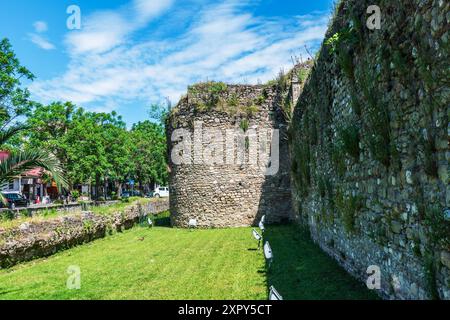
left=167, top=82, right=294, bottom=228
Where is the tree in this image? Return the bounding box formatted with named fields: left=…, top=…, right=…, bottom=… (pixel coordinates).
left=131, top=121, right=168, bottom=191
left=0, top=38, right=36, bottom=129
left=26, top=105, right=134, bottom=199
left=26, top=101, right=75, bottom=172
left=96, top=111, right=131, bottom=197
left=0, top=39, right=68, bottom=202
left=64, top=109, right=109, bottom=197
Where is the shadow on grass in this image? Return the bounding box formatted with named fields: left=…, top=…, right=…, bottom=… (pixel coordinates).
left=140, top=211, right=171, bottom=228
left=263, top=224, right=380, bottom=300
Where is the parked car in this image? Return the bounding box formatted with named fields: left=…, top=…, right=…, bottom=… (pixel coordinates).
left=153, top=187, right=169, bottom=198
left=122, top=190, right=141, bottom=198
left=0, top=192, right=29, bottom=209
left=145, top=191, right=154, bottom=198
left=130, top=190, right=142, bottom=197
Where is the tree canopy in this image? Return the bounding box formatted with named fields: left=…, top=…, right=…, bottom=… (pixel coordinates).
left=0, top=38, right=168, bottom=198
left=25, top=102, right=168, bottom=197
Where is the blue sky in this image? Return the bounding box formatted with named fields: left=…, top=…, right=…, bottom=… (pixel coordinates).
left=1, top=0, right=334, bottom=126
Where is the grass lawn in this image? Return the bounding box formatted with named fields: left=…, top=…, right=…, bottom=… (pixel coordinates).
left=0, top=216, right=378, bottom=300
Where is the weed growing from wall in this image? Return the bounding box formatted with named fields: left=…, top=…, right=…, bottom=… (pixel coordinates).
left=291, top=140, right=311, bottom=197
left=359, top=69, right=392, bottom=167
left=335, top=189, right=365, bottom=235
left=338, top=124, right=361, bottom=161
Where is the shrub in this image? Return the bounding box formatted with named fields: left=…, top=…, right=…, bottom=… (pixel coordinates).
left=71, top=190, right=80, bottom=200
left=254, top=95, right=266, bottom=105
left=245, top=104, right=259, bottom=117
left=227, top=93, right=239, bottom=107
left=0, top=210, right=15, bottom=221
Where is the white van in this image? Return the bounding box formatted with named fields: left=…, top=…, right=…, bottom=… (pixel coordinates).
left=154, top=187, right=169, bottom=198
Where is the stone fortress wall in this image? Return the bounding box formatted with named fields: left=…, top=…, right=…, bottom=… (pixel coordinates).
left=289, top=0, right=449, bottom=299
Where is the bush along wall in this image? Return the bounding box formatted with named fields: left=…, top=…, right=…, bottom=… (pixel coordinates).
left=289, top=0, right=449, bottom=299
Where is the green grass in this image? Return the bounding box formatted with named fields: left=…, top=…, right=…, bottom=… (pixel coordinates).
left=0, top=220, right=378, bottom=300
left=265, top=225, right=378, bottom=300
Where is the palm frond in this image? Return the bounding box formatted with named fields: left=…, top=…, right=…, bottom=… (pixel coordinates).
left=0, top=124, right=29, bottom=145
left=0, top=150, right=68, bottom=191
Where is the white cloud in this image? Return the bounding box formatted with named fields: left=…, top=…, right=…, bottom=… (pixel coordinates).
left=133, top=0, right=174, bottom=22
left=30, top=0, right=329, bottom=114
left=65, top=0, right=173, bottom=55
left=33, top=21, right=48, bottom=33
left=29, top=33, right=55, bottom=50
left=30, top=20, right=55, bottom=50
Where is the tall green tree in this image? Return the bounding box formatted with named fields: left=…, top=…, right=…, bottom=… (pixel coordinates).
left=26, top=101, right=74, bottom=170
left=131, top=120, right=168, bottom=191
left=96, top=111, right=131, bottom=197
left=0, top=38, right=67, bottom=200
left=0, top=38, right=36, bottom=129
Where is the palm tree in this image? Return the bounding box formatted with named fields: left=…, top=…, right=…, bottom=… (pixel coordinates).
left=0, top=124, right=68, bottom=203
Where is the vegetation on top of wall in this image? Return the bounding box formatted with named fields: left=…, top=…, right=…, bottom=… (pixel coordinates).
left=227, top=93, right=239, bottom=107
left=186, top=82, right=262, bottom=117
left=188, top=81, right=228, bottom=96
left=188, top=81, right=227, bottom=112
left=325, top=0, right=363, bottom=84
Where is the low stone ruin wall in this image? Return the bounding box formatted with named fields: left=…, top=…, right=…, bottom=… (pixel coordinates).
left=0, top=200, right=169, bottom=268
left=0, top=201, right=123, bottom=220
